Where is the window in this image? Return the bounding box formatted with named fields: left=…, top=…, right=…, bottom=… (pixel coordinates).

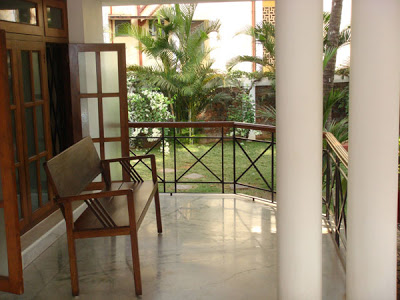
left=114, top=20, right=130, bottom=37
left=148, top=19, right=165, bottom=36
left=0, top=0, right=38, bottom=25
left=46, top=6, right=63, bottom=29
left=191, top=20, right=205, bottom=32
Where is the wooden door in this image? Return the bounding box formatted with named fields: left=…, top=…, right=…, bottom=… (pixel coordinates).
left=0, top=30, right=23, bottom=295
left=69, top=44, right=129, bottom=184
left=6, top=39, right=53, bottom=233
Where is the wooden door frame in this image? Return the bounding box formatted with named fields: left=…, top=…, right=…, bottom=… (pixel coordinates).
left=6, top=39, right=55, bottom=234
left=0, top=30, right=24, bottom=295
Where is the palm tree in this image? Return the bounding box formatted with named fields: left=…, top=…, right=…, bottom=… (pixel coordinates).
left=127, top=4, right=223, bottom=122
left=323, top=0, right=346, bottom=101
left=231, top=13, right=350, bottom=141
left=226, top=21, right=275, bottom=79
left=228, top=12, right=350, bottom=83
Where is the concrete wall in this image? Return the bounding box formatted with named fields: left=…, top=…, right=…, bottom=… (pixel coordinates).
left=68, top=0, right=104, bottom=43
left=194, top=2, right=254, bottom=72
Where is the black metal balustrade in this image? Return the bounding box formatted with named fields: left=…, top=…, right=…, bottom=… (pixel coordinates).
left=128, top=122, right=276, bottom=202
left=323, top=132, right=348, bottom=254
left=128, top=121, right=349, bottom=255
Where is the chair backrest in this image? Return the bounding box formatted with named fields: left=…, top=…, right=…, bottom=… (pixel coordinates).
left=45, top=137, right=102, bottom=198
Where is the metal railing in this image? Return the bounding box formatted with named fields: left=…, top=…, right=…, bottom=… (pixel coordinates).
left=323, top=132, right=349, bottom=254
left=128, top=121, right=276, bottom=201
left=128, top=121, right=348, bottom=253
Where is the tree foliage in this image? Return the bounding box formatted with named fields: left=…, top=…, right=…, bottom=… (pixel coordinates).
left=226, top=21, right=275, bottom=80
left=234, top=14, right=350, bottom=141
left=128, top=4, right=223, bottom=122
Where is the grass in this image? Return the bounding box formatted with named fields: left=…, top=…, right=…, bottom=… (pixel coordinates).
left=129, top=137, right=276, bottom=199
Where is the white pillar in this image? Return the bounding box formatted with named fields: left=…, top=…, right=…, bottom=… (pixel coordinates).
left=347, top=1, right=400, bottom=299
left=67, top=0, right=104, bottom=43
left=275, top=0, right=323, bottom=299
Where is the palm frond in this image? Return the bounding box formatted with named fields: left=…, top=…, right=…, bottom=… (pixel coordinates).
left=257, top=105, right=276, bottom=125
left=325, top=118, right=349, bottom=143
left=226, top=55, right=268, bottom=70
left=339, top=26, right=351, bottom=47
left=323, top=87, right=348, bottom=126
left=323, top=47, right=337, bottom=70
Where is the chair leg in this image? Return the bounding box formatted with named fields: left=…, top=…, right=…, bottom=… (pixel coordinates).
left=67, top=238, right=79, bottom=296
left=129, top=230, right=142, bottom=295
left=64, top=203, right=79, bottom=296
left=127, top=192, right=142, bottom=295
left=154, top=190, right=162, bottom=234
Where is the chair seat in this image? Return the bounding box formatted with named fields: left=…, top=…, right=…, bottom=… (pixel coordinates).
left=74, top=180, right=157, bottom=230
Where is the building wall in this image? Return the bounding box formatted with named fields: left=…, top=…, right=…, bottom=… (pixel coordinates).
left=193, top=2, right=254, bottom=72
left=102, top=5, right=161, bottom=66
left=261, top=0, right=351, bottom=70
left=68, top=0, right=104, bottom=43
left=102, top=2, right=260, bottom=72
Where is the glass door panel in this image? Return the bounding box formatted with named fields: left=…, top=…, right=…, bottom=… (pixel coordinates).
left=25, top=107, right=36, bottom=157
left=20, top=48, right=51, bottom=214
left=80, top=98, right=100, bottom=138
left=100, top=51, right=119, bottom=93
left=103, top=97, right=121, bottom=138
left=21, top=51, right=32, bottom=103
left=39, top=157, right=48, bottom=205
left=36, top=105, right=46, bottom=153
left=7, top=48, right=25, bottom=223
left=32, top=51, right=42, bottom=99
left=78, top=52, right=97, bottom=93
left=29, top=162, right=39, bottom=212
left=105, top=142, right=122, bottom=181
left=7, top=51, right=13, bottom=104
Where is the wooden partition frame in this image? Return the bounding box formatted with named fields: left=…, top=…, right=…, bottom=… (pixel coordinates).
left=69, top=43, right=130, bottom=186
left=0, top=30, right=24, bottom=294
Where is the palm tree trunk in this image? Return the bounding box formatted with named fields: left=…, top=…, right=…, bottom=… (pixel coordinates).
left=168, top=92, right=175, bottom=121
left=323, top=0, right=343, bottom=123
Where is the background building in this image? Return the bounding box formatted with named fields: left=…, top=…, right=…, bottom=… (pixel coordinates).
left=102, top=2, right=264, bottom=72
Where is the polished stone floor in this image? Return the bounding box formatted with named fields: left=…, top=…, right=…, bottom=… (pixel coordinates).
left=0, top=195, right=345, bottom=300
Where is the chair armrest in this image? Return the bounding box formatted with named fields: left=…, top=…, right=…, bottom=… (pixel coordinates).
left=102, top=155, right=158, bottom=184
left=58, top=189, right=134, bottom=203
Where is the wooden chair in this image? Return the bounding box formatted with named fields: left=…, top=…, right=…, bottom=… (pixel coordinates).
left=44, top=137, right=162, bottom=296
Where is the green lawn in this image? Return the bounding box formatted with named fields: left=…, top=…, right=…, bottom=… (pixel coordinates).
left=130, top=137, right=276, bottom=199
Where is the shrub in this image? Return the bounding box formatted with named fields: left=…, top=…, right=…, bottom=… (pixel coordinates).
left=227, top=92, right=255, bottom=137
left=128, top=86, right=174, bottom=151
left=128, top=88, right=173, bottom=123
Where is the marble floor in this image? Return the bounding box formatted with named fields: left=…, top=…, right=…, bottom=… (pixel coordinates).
left=0, top=194, right=345, bottom=300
